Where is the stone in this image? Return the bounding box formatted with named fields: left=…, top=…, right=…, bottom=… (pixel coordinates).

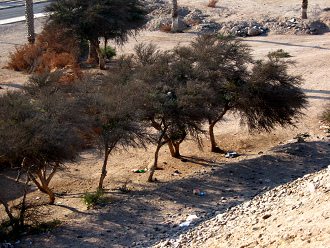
left=248, top=26, right=263, bottom=36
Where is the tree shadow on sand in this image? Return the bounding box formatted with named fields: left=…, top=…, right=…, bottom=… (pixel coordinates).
left=17, top=139, right=330, bottom=247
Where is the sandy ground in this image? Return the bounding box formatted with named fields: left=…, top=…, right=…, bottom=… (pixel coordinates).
left=0, top=0, right=330, bottom=247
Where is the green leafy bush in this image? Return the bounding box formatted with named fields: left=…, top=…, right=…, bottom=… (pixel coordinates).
left=82, top=190, right=107, bottom=208
left=101, top=46, right=116, bottom=60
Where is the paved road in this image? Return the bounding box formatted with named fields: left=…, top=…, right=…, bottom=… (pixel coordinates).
left=0, top=1, right=51, bottom=21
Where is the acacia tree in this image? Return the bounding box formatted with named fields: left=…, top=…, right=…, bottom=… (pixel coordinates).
left=74, top=74, right=149, bottom=190
left=178, top=35, right=307, bottom=152
left=302, top=0, right=308, bottom=19
left=25, top=0, right=35, bottom=43
left=185, top=35, right=252, bottom=152
left=131, top=44, right=204, bottom=180
left=0, top=74, right=83, bottom=205
left=47, top=0, right=147, bottom=69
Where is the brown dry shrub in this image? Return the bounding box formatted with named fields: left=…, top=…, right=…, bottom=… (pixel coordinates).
left=207, top=0, right=219, bottom=8
left=160, top=23, right=172, bottom=32
left=37, top=23, right=81, bottom=60
left=7, top=24, right=82, bottom=82
left=7, top=44, right=43, bottom=72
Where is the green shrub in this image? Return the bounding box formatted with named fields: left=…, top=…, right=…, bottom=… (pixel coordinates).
left=30, top=220, right=61, bottom=234
left=82, top=189, right=108, bottom=208
left=101, top=46, right=116, bottom=60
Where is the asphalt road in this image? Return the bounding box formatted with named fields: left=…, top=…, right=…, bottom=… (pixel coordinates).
left=0, top=1, right=51, bottom=21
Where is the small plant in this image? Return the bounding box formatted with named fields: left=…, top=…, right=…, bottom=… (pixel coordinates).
left=160, top=23, right=172, bottom=33
left=321, top=104, right=330, bottom=133
left=29, top=220, right=61, bottom=234
left=117, top=179, right=132, bottom=193
left=100, top=46, right=116, bottom=60
left=82, top=189, right=107, bottom=209
left=208, top=0, right=219, bottom=8
left=268, top=49, right=292, bottom=59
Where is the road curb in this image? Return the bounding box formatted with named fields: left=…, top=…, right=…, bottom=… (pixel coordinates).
left=0, top=12, right=47, bottom=25
left=0, top=0, right=50, bottom=10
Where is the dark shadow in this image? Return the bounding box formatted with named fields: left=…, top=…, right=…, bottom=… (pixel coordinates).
left=0, top=41, right=21, bottom=46
left=180, top=156, right=220, bottom=167
left=54, top=204, right=92, bottom=216
left=16, top=139, right=330, bottom=247
left=303, top=88, right=330, bottom=100
left=243, top=39, right=330, bottom=50
left=0, top=83, right=24, bottom=89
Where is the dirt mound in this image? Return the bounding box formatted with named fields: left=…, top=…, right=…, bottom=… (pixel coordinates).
left=154, top=161, right=330, bottom=248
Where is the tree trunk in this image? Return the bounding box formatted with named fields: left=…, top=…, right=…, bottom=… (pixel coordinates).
left=209, top=122, right=220, bottom=152
left=25, top=0, right=35, bottom=43
left=208, top=106, right=229, bottom=153
left=37, top=172, right=56, bottom=204
left=166, top=138, right=176, bottom=157
left=18, top=175, right=30, bottom=227
left=87, top=41, right=99, bottom=65
left=171, top=0, right=179, bottom=32
left=29, top=169, right=56, bottom=205
left=302, top=0, right=308, bottom=19
left=98, top=148, right=110, bottom=191
left=173, top=142, right=181, bottom=158
left=0, top=197, right=17, bottom=228
left=91, top=40, right=106, bottom=70
left=148, top=130, right=167, bottom=182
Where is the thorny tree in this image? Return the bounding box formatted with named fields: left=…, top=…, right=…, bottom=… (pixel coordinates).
left=47, top=0, right=148, bottom=69
left=74, top=73, right=149, bottom=190
left=0, top=73, right=83, bottom=204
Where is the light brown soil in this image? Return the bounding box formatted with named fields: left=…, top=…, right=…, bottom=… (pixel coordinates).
left=0, top=0, right=330, bottom=247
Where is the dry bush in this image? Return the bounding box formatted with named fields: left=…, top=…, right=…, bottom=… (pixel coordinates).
left=7, top=24, right=82, bottom=82
left=207, top=0, right=219, bottom=8
left=7, top=44, right=43, bottom=72
left=37, top=23, right=81, bottom=60
left=160, top=23, right=172, bottom=33
left=322, top=105, right=330, bottom=125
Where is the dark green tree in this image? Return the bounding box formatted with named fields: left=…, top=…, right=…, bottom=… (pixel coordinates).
left=47, top=0, right=147, bottom=69
left=0, top=73, right=83, bottom=205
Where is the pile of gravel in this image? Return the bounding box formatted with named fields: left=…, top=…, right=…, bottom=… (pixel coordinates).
left=153, top=166, right=330, bottom=248
left=145, top=0, right=329, bottom=36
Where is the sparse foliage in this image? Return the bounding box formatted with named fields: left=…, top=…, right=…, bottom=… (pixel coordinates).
left=0, top=73, right=84, bottom=204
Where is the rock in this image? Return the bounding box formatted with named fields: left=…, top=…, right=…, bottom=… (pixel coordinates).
left=262, top=214, right=272, bottom=220
left=247, top=26, right=262, bottom=36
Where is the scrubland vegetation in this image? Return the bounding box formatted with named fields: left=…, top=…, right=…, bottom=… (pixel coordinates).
left=1, top=0, right=328, bottom=244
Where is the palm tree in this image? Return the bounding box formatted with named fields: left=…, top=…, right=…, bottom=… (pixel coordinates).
left=302, top=0, right=308, bottom=19
left=171, top=0, right=179, bottom=32
left=25, top=0, right=35, bottom=43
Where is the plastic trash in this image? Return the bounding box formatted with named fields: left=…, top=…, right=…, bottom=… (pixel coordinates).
left=198, top=191, right=206, bottom=196
left=193, top=188, right=201, bottom=195
left=132, top=169, right=147, bottom=173
left=179, top=214, right=198, bottom=227
left=225, top=151, right=239, bottom=158
left=193, top=188, right=206, bottom=196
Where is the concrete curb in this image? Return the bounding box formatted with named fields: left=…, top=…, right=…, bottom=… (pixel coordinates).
left=0, top=12, right=47, bottom=25
left=0, top=0, right=50, bottom=10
